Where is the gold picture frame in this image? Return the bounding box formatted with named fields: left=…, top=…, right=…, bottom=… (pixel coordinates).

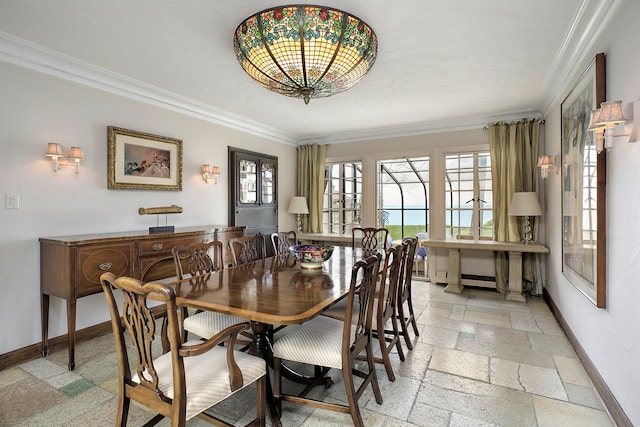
left=107, top=126, right=183, bottom=191
left=560, top=53, right=606, bottom=308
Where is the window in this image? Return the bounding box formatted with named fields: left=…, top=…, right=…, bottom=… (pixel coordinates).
left=445, top=152, right=493, bottom=238
left=377, top=158, right=429, bottom=240
left=323, top=162, right=362, bottom=234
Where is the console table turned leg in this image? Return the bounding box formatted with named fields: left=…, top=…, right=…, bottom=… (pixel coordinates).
left=444, top=248, right=464, bottom=294
left=506, top=250, right=526, bottom=302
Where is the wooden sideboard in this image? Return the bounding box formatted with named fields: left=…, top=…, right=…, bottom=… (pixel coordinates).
left=40, top=225, right=245, bottom=370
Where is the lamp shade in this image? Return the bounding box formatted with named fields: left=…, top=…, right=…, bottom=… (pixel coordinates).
left=508, top=192, right=542, bottom=216
left=233, top=5, right=377, bottom=105
left=67, top=147, right=85, bottom=161
left=45, top=143, right=64, bottom=158
left=288, top=196, right=309, bottom=214
left=596, top=100, right=626, bottom=125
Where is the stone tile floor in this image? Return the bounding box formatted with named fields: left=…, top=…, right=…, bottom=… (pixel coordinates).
left=0, top=280, right=615, bottom=426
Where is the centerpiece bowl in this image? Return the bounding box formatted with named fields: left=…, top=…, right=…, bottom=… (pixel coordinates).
left=289, top=244, right=334, bottom=270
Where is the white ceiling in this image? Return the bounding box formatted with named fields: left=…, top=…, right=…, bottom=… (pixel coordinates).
left=0, top=0, right=620, bottom=145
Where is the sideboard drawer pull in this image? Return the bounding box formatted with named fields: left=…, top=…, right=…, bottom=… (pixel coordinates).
left=152, top=243, right=164, bottom=251
left=99, top=262, right=112, bottom=271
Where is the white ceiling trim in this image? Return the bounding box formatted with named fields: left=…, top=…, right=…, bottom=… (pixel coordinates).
left=539, top=0, right=625, bottom=115
left=0, top=31, right=298, bottom=146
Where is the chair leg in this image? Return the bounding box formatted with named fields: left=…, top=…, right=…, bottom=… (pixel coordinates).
left=397, top=302, right=413, bottom=350
left=255, top=375, right=266, bottom=427
left=406, top=298, right=420, bottom=337
left=115, top=394, right=130, bottom=427
left=377, top=329, right=395, bottom=382
left=342, top=361, right=365, bottom=427
left=365, top=342, right=383, bottom=405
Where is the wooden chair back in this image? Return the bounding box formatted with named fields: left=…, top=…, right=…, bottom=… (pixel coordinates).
left=172, top=241, right=224, bottom=280
left=270, top=231, right=297, bottom=255
left=397, top=236, right=420, bottom=349
left=229, top=234, right=266, bottom=266
left=352, top=227, right=389, bottom=253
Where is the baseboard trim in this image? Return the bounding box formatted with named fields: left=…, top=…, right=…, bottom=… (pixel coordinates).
left=0, top=321, right=112, bottom=371
left=543, top=289, right=631, bottom=427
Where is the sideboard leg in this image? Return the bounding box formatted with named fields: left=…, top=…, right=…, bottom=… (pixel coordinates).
left=41, top=293, right=50, bottom=357
left=67, top=299, right=77, bottom=371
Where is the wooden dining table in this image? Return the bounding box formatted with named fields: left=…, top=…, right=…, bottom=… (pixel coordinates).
left=170, top=245, right=364, bottom=427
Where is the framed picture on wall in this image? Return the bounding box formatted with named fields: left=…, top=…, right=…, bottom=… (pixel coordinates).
left=560, top=53, right=606, bottom=308
left=107, top=126, right=183, bottom=191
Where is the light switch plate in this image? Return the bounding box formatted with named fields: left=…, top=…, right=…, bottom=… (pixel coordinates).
left=6, top=193, right=19, bottom=209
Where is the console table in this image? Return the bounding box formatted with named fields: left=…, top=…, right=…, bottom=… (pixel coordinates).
left=40, top=225, right=244, bottom=370
left=420, top=239, right=549, bottom=302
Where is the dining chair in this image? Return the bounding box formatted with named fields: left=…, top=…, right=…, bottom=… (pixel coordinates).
left=270, top=230, right=297, bottom=255
left=272, top=253, right=383, bottom=427
left=229, top=234, right=266, bottom=266
left=322, top=244, right=406, bottom=381
left=172, top=242, right=250, bottom=344
left=351, top=227, right=389, bottom=253
left=397, top=237, right=421, bottom=350
left=100, top=272, right=266, bottom=427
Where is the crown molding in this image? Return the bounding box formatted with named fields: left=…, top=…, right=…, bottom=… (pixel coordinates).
left=0, top=31, right=298, bottom=146
left=539, top=0, right=625, bottom=115
left=297, top=109, right=543, bottom=145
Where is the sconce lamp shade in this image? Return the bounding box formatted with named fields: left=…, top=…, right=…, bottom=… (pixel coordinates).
left=67, top=147, right=85, bottom=161
left=288, top=196, right=309, bottom=214
left=45, top=143, right=64, bottom=158
left=597, top=100, right=626, bottom=125
left=508, top=192, right=542, bottom=217
left=212, top=166, right=220, bottom=175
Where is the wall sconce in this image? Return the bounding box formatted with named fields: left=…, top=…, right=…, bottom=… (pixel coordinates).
left=202, top=164, right=220, bottom=184
left=537, top=155, right=559, bottom=179
left=588, top=100, right=639, bottom=152
left=44, top=143, right=85, bottom=173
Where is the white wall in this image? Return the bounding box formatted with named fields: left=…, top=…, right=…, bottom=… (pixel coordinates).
left=0, top=62, right=297, bottom=354
left=543, top=1, right=640, bottom=423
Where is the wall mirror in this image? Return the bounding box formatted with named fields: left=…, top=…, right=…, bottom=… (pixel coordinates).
left=560, top=52, right=606, bottom=308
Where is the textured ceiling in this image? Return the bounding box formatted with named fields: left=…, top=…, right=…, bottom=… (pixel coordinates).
left=0, top=0, right=617, bottom=144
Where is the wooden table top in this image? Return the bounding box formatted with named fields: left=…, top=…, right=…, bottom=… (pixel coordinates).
left=172, top=246, right=363, bottom=325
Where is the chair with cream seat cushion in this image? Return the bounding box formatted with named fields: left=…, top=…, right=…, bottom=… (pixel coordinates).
left=172, top=242, right=251, bottom=344
left=322, top=244, right=406, bottom=381
left=100, top=272, right=266, bottom=427
left=272, top=253, right=383, bottom=427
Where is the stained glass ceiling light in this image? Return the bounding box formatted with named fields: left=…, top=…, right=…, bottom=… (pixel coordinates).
left=233, top=5, right=378, bottom=105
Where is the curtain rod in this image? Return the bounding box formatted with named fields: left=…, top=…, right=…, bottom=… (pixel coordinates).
left=483, top=118, right=545, bottom=130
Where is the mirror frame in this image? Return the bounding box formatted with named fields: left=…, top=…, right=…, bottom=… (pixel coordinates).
left=560, top=52, right=606, bottom=308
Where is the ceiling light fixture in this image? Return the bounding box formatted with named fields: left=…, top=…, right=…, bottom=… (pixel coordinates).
left=233, top=5, right=378, bottom=105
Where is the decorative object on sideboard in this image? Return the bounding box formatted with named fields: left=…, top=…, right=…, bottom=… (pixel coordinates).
left=587, top=99, right=639, bottom=152
left=138, top=204, right=183, bottom=233
left=233, top=5, right=377, bottom=105
left=44, top=143, right=85, bottom=173
left=508, top=192, right=542, bottom=245
left=202, top=164, right=220, bottom=184
left=288, top=196, right=309, bottom=237
left=537, top=154, right=559, bottom=179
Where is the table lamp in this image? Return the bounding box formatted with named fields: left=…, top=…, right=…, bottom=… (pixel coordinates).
left=288, top=196, right=309, bottom=236
left=508, top=192, right=542, bottom=244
